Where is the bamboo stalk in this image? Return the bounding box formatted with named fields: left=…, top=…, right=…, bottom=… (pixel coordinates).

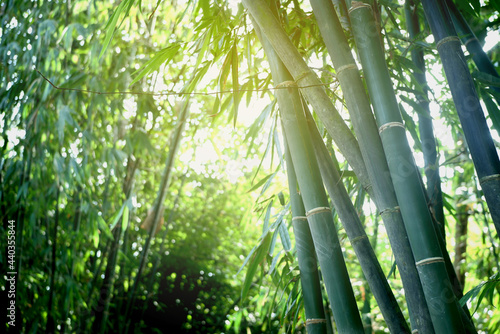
left=256, top=6, right=411, bottom=330
left=405, top=0, right=446, bottom=235
left=284, top=141, right=328, bottom=334
left=308, top=0, right=434, bottom=332
left=253, top=18, right=364, bottom=331
left=349, top=2, right=467, bottom=332
left=304, top=106, right=410, bottom=333
left=242, top=0, right=373, bottom=199
left=421, top=0, right=500, bottom=239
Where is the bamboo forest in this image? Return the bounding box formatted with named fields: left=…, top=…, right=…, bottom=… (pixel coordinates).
left=2, top=0, right=500, bottom=333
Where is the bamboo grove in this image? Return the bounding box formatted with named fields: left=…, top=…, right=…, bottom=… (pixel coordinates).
left=1, top=0, right=500, bottom=333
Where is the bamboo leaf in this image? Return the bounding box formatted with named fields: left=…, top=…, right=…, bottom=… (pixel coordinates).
left=99, top=0, right=136, bottom=59
left=399, top=102, right=421, bottom=151
left=277, top=191, right=285, bottom=206
left=109, top=202, right=126, bottom=230
left=231, top=38, right=239, bottom=127
left=131, top=44, right=181, bottom=85
left=480, top=88, right=500, bottom=134
left=219, top=48, right=232, bottom=92
left=460, top=273, right=500, bottom=315
left=247, top=172, right=275, bottom=193
left=263, top=199, right=273, bottom=235
left=472, top=71, right=500, bottom=88
left=241, top=232, right=272, bottom=301
left=269, top=228, right=279, bottom=256
left=269, top=250, right=283, bottom=274
left=122, top=205, right=130, bottom=234
left=278, top=220, right=292, bottom=251
left=97, top=215, right=114, bottom=240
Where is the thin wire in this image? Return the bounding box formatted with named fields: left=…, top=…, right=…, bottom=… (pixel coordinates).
left=36, top=69, right=336, bottom=97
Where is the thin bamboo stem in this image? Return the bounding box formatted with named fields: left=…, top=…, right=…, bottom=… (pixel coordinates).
left=284, top=141, right=328, bottom=334
left=405, top=0, right=446, bottom=235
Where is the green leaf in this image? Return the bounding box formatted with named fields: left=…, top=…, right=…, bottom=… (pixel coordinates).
left=460, top=273, right=500, bottom=315
left=219, top=49, right=232, bottom=92
left=231, top=38, right=239, bottom=127
left=278, top=221, right=291, bottom=251
left=399, top=102, right=421, bottom=152
left=99, top=0, right=136, bottom=59
left=241, top=232, right=272, bottom=301
left=247, top=172, right=275, bottom=193
left=97, top=215, right=114, bottom=240
left=109, top=202, right=126, bottom=230
left=277, top=191, right=285, bottom=206
left=92, top=228, right=99, bottom=248
left=269, top=250, right=283, bottom=274
left=480, top=88, right=500, bottom=134
left=131, top=44, right=181, bottom=85
left=58, top=106, right=74, bottom=144
left=472, top=71, right=500, bottom=88
left=121, top=205, right=130, bottom=237
left=263, top=199, right=273, bottom=235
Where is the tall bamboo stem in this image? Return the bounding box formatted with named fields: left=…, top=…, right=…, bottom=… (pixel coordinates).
left=421, top=0, right=500, bottom=239
left=405, top=0, right=446, bottom=235
left=253, top=16, right=364, bottom=330
left=284, top=141, right=328, bottom=334
left=349, top=2, right=467, bottom=332
left=242, top=0, right=373, bottom=199
left=309, top=0, right=434, bottom=331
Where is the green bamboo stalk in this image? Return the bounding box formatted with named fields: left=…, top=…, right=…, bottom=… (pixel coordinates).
left=308, top=0, right=434, bottom=332
left=304, top=106, right=410, bottom=333
left=279, top=84, right=364, bottom=333
left=421, top=0, right=500, bottom=238
left=349, top=2, right=467, bottom=333
left=405, top=0, right=446, bottom=235
left=257, top=6, right=409, bottom=331
left=253, top=20, right=364, bottom=333
left=242, top=0, right=373, bottom=199
left=284, top=141, right=328, bottom=334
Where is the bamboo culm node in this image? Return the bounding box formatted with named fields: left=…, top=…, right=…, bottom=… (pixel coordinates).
left=479, top=174, right=500, bottom=185
left=435, top=36, right=461, bottom=49
left=294, top=71, right=314, bottom=84
left=415, top=257, right=445, bottom=267
left=379, top=206, right=401, bottom=216
left=335, top=63, right=358, bottom=76
left=378, top=122, right=405, bottom=134
left=306, top=318, right=327, bottom=325
left=275, top=80, right=297, bottom=89
left=348, top=1, right=371, bottom=12
left=306, top=207, right=332, bottom=217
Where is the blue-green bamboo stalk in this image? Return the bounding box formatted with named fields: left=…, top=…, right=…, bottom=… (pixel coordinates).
left=405, top=0, right=446, bottom=235
left=421, top=0, right=500, bottom=240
